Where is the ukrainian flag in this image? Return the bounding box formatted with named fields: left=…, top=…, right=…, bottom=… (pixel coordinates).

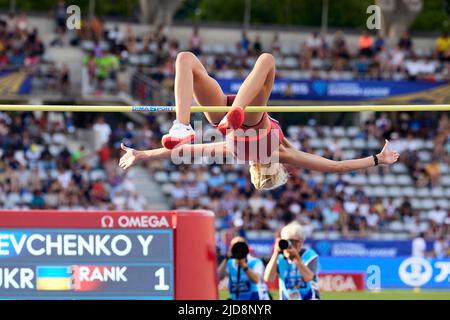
left=36, top=266, right=73, bottom=291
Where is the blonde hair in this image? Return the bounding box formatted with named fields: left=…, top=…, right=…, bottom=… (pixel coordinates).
left=249, top=162, right=288, bottom=190
left=280, top=221, right=305, bottom=241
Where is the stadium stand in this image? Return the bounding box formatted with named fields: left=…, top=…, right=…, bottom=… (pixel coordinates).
left=0, top=12, right=449, bottom=242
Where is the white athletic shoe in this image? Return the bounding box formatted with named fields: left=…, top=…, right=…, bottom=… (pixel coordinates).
left=161, top=120, right=196, bottom=149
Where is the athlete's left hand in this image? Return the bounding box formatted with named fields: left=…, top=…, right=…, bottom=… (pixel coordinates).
left=377, top=140, right=400, bottom=165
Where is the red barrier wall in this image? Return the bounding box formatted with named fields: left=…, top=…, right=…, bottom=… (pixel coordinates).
left=175, top=210, right=218, bottom=300
left=0, top=210, right=218, bottom=300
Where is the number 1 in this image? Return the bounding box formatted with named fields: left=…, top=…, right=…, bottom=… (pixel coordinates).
left=154, top=267, right=169, bottom=291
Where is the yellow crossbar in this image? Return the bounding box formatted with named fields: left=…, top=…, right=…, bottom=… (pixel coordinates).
left=0, top=104, right=449, bottom=112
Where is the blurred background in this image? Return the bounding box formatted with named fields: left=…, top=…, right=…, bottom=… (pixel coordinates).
left=0, top=0, right=449, bottom=299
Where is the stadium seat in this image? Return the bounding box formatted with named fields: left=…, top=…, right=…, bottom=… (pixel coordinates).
left=417, top=188, right=431, bottom=198
left=283, top=57, right=298, bottom=69
left=436, top=199, right=449, bottom=209
left=154, top=171, right=169, bottom=183
left=392, top=198, right=404, bottom=208
left=351, top=174, right=367, bottom=185
left=338, top=138, right=351, bottom=149
left=169, top=171, right=181, bottom=182
left=430, top=187, right=445, bottom=198
left=346, top=127, right=360, bottom=138
left=90, top=169, right=106, bottom=181
left=418, top=151, right=432, bottom=162
left=161, top=183, right=174, bottom=195
left=321, top=126, right=331, bottom=136
left=387, top=186, right=402, bottom=198
left=383, top=174, right=397, bottom=185
left=391, top=162, right=407, bottom=174
left=323, top=173, right=337, bottom=184
left=397, top=175, right=413, bottom=186
left=287, top=126, right=300, bottom=138
left=402, top=186, right=417, bottom=198
left=388, top=221, right=404, bottom=232
left=309, top=137, right=323, bottom=149
left=442, top=175, right=450, bottom=186
left=342, top=149, right=356, bottom=159
left=373, top=186, right=386, bottom=197
left=331, top=127, right=346, bottom=138
left=420, top=198, right=435, bottom=210
left=411, top=198, right=421, bottom=208
left=441, top=164, right=449, bottom=174
left=352, top=138, right=366, bottom=149
left=368, top=175, right=382, bottom=185
left=363, top=186, right=373, bottom=196
left=344, top=186, right=356, bottom=195
left=367, top=138, right=380, bottom=150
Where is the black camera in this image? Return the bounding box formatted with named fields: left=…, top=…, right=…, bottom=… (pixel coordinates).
left=278, top=239, right=292, bottom=250
left=230, top=242, right=249, bottom=259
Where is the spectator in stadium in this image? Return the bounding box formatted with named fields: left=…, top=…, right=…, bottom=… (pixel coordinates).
left=93, top=116, right=112, bottom=150
left=305, top=31, right=325, bottom=59
left=331, top=31, right=350, bottom=60
left=217, top=236, right=270, bottom=300
left=238, top=31, right=250, bottom=56
left=264, top=221, right=320, bottom=300
left=412, top=232, right=427, bottom=258
left=436, top=32, right=450, bottom=61
left=433, top=234, right=449, bottom=258
left=189, top=26, right=202, bottom=56
left=89, top=15, right=104, bottom=41
left=398, top=31, right=413, bottom=52
left=252, top=35, right=262, bottom=56
left=424, top=156, right=441, bottom=187
left=358, top=31, right=374, bottom=57
left=429, top=205, right=447, bottom=231
left=270, top=32, right=281, bottom=56
left=54, top=0, right=67, bottom=34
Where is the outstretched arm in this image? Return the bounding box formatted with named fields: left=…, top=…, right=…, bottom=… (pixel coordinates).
left=279, top=139, right=399, bottom=172
left=119, top=142, right=229, bottom=170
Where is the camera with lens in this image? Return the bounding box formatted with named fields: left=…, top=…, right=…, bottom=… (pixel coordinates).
left=230, top=241, right=249, bottom=260
left=278, top=239, right=293, bottom=251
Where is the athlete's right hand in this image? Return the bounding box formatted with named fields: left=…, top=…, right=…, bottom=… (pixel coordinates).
left=119, top=143, right=139, bottom=170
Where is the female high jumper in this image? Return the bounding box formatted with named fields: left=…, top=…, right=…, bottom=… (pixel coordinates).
left=119, top=52, right=400, bottom=190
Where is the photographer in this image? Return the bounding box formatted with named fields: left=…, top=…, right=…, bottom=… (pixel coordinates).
left=264, top=221, right=320, bottom=300
left=218, top=236, right=270, bottom=300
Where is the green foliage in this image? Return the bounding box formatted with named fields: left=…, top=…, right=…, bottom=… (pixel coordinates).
left=0, top=0, right=139, bottom=17
left=412, top=0, right=450, bottom=32
left=192, top=0, right=375, bottom=27
left=0, top=0, right=448, bottom=32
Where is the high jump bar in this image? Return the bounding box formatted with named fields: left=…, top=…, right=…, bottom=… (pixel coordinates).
left=0, top=104, right=449, bottom=113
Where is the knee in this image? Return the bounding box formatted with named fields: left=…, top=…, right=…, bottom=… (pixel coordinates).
left=176, top=51, right=195, bottom=65
left=257, top=53, right=275, bottom=68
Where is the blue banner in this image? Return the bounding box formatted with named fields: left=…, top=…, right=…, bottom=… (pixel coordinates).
left=247, top=239, right=433, bottom=258
left=217, top=78, right=448, bottom=101
left=0, top=69, right=33, bottom=95
left=319, top=257, right=450, bottom=289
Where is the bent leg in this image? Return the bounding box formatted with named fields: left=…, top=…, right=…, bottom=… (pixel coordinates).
left=174, top=51, right=227, bottom=125
left=232, top=53, right=276, bottom=125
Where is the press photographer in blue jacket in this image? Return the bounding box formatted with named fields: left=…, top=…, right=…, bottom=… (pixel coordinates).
left=218, top=236, right=270, bottom=300
left=264, top=221, right=320, bottom=300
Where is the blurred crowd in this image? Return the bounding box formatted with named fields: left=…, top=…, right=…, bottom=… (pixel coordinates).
left=0, top=11, right=71, bottom=94
left=0, top=111, right=145, bottom=211
left=0, top=12, right=44, bottom=67
left=78, top=23, right=450, bottom=99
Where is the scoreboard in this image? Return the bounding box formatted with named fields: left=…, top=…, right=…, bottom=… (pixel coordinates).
left=0, top=210, right=217, bottom=300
